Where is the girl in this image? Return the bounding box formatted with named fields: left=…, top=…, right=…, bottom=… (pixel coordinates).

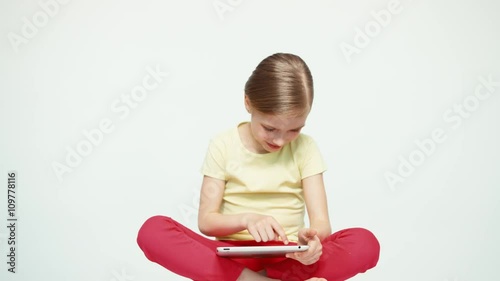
left=137, top=53, right=380, bottom=281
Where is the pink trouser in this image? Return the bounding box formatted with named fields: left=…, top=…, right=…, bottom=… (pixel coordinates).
left=137, top=216, right=380, bottom=281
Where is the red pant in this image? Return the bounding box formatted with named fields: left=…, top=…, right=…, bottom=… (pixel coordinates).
left=137, top=216, right=379, bottom=281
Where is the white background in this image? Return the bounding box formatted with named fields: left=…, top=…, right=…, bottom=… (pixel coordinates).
left=1, top=0, right=499, bottom=280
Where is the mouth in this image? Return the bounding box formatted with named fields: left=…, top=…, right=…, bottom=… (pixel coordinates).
left=266, top=142, right=282, bottom=150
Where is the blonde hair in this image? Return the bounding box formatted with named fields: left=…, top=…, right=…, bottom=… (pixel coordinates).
left=244, top=53, right=314, bottom=117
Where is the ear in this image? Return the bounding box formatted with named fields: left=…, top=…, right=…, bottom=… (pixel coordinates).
left=244, top=95, right=252, bottom=114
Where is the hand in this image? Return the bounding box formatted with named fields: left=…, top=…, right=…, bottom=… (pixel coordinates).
left=242, top=213, right=289, bottom=244
left=286, top=228, right=322, bottom=265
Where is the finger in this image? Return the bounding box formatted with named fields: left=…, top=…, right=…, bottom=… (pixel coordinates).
left=296, top=249, right=312, bottom=260
left=306, top=250, right=322, bottom=264
left=288, top=246, right=311, bottom=260
left=309, top=253, right=322, bottom=264
left=264, top=224, right=275, bottom=242
left=247, top=225, right=261, bottom=242
left=270, top=221, right=289, bottom=244
left=273, top=231, right=282, bottom=241
left=298, top=228, right=313, bottom=243
left=301, top=253, right=320, bottom=266
left=305, top=228, right=317, bottom=238
left=299, top=244, right=320, bottom=260
left=307, top=243, right=321, bottom=256
left=303, top=234, right=320, bottom=246
left=258, top=226, right=269, bottom=242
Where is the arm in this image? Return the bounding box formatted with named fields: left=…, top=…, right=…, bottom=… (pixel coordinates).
left=197, top=175, right=289, bottom=243
left=302, top=173, right=332, bottom=241
left=286, top=173, right=331, bottom=264
left=197, top=175, right=246, bottom=237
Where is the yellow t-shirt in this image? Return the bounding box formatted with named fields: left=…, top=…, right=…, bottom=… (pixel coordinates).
left=200, top=122, right=327, bottom=242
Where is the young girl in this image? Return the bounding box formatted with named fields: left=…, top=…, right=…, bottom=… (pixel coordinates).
left=137, top=53, right=380, bottom=281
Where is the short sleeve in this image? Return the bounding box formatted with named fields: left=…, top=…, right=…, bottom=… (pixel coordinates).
left=295, top=135, right=327, bottom=179
left=200, top=138, right=227, bottom=181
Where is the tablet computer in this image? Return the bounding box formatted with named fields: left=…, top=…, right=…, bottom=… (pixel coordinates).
left=216, top=245, right=309, bottom=258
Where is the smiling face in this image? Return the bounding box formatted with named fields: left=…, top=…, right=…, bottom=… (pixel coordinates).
left=242, top=53, right=314, bottom=153
left=245, top=96, right=308, bottom=153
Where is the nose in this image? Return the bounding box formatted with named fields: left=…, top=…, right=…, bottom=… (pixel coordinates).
left=273, top=136, right=285, bottom=146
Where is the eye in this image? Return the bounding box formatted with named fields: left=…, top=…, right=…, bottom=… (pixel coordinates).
left=263, top=126, right=275, bottom=132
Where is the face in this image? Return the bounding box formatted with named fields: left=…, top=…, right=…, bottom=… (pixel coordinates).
left=245, top=98, right=308, bottom=153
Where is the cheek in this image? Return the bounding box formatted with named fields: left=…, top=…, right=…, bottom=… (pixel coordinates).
left=286, top=132, right=300, bottom=142
left=259, top=131, right=271, bottom=141
left=252, top=126, right=268, bottom=141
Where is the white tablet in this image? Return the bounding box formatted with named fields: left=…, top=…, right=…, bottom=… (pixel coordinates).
left=216, top=245, right=309, bottom=258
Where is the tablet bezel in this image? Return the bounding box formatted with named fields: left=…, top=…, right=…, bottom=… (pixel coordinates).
left=216, top=245, right=309, bottom=258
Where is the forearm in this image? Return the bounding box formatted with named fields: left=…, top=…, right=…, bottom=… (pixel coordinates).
left=310, top=220, right=332, bottom=241
left=198, top=212, right=248, bottom=237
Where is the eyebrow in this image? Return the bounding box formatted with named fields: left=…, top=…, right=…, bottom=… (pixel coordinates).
left=262, top=124, right=305, bottom=131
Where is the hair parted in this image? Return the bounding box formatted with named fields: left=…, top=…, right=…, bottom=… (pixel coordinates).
left=244, top=53, right=314, bottom=117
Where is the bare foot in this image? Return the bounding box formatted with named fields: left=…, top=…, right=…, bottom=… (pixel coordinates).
left=237, top=268, right=279, bottom=281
